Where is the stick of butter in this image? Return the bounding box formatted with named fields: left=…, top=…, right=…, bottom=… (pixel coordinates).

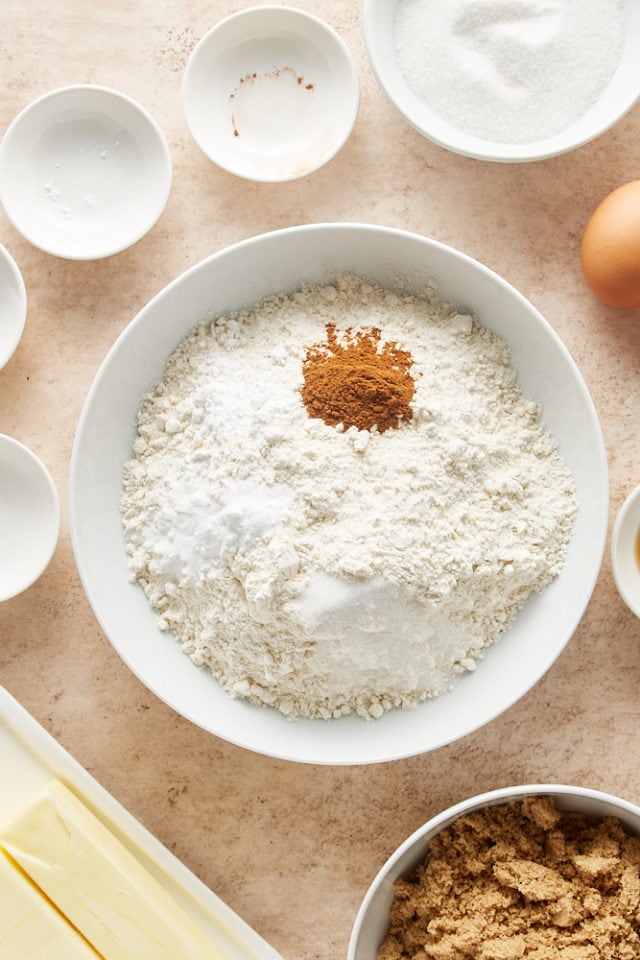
left=0, top=780, right=228, bottom=960
left=0, top=849, right=101, bottom=959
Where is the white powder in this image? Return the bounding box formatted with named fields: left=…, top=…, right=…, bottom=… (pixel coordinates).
left=121, top=275, right=577, bottom=720
left=394, top=0, right=625, bottom=144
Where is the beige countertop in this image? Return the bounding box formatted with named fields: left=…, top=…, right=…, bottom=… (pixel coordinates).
left=1, top=2, right=640, bottom=958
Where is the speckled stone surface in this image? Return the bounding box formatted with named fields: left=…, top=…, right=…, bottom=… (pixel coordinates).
left=1, top=3, right=640, bottom=959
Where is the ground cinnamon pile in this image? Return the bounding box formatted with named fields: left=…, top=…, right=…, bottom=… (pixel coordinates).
left=301, top=323, right=415, bottom=433
left=379, top=795, right=640, bottom=960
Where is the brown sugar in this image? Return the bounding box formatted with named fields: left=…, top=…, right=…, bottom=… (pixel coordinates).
left=379, top=796, right=640, bottom=959
left=301, top=323, right=415, bottom=433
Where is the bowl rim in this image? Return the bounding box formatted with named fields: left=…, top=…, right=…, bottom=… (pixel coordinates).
left=69, top=222, right=608, bottom=765
left=0, top=83, right=173, bottom=260
left=181, top=5, right=360, bottom=182
left=0, top=243, right=27, bottom=370
left=0, top=432, right=60, bottom=602
left=362, top=0, right=640, bottom=163
left=348, top=782, right=640, bottom=958
left=611, top=483, right=640, bottom=618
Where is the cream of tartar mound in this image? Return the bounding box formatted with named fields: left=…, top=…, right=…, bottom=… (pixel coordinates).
left=120, top=274, right=577, bottom=720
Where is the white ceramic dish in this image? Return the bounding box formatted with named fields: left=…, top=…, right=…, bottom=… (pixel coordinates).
left=611, top=484, right=640, bottom=618
left=0, top=85, right=172, bottom=259
left=348, top=783, right=640, bottom=959
left=364, top=0, right=640, bottom=162
left=0, top=243, right=27, bottom=369
left=0, top=434, right=60, bottom=602
left=69, top=223, right=608, bottom=766
left=182, top=6, right=359, bottom=181
left=0, top=685, right=282, bottom=960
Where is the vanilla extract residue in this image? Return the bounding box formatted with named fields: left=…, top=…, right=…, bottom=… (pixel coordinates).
left=230, top=66, right=315, bottom=138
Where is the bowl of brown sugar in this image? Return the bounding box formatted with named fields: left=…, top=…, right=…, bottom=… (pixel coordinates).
left=349, top=784, right=640, bottom=959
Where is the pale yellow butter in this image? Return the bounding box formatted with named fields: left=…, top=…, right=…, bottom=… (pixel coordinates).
left=1, top=780, right=227, bottom=960
left=0, top=848, right=101, bottom=959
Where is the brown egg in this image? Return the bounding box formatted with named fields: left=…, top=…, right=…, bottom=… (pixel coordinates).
left=580, top=180, right=640, bottom=309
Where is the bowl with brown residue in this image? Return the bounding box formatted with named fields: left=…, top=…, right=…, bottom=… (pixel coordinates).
left=182, top=6, right=359, bottom=181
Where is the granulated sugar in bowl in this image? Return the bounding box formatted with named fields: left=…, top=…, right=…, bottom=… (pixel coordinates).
left=364, top=0, right=640, bottom=162
left=70, top=224, right=608, bottom=765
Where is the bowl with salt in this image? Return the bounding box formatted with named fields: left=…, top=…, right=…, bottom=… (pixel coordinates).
left=364, top=0, right=640, bottom=162
left=0, top=85, right=172, bottom=259
left=70, top=222, right=607, bottom=765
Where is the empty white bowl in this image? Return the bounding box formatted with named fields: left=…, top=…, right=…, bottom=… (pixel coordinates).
left=0, top=435, right=60, bottom=601
left=611, top=484, right=640, bottom=618
left=182, top=6, right=359, bottom=181
left=0, top=243, right=27, bottom=370
left=0, top=85, right=172, bottom=259
left=364, top=0, right=640, bottom=162
left=348, top=784, right=640, bottom=958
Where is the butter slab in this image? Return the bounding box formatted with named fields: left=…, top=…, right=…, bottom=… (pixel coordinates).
left=0, top=848, right=101, bottom=959
left=1, top=779, right=228, bottom=960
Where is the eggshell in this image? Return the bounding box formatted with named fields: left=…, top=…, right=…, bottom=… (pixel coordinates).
left=580, top=180, right=640, bottom=309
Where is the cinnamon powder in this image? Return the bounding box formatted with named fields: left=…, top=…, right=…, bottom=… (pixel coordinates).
left=301, top=323, right=415, bottom=433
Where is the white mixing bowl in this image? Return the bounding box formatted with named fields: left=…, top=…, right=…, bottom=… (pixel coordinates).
left=69, top=223, right=607, bottom=764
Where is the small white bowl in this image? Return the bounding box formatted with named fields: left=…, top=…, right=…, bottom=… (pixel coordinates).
left=348, top=784, right=640, bottom=959
left=182, top=6, right=359, bottom=181
left=0, top=85, right=172, bottom=259
left=0, top=434, right=60, bottom=601
left=611, top=484, right=640, bottom=618
left=364, top=0, right=640, bottom=162
left=0, top=243, right=27, bottom=370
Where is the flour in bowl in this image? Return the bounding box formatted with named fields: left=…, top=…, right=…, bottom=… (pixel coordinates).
left=121, top=274, right=577, bottom=720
